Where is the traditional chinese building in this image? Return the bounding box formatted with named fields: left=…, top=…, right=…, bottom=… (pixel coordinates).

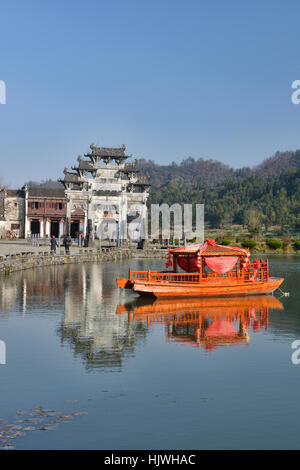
left=0, top=143, right=150, bottom=241
left=24, top=187, right=67, bottom=238
left=0, top=188, right=25, bottom=238
left=60, top=144, right=151, bottom=242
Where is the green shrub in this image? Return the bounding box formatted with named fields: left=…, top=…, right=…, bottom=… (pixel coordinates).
left=221, top=239, right=230, bottom=246
left=266, top=238, right=283, bottom=250
left=293, top=240, right=300, bottom=251
left=241, top=239, right=257, bottom=249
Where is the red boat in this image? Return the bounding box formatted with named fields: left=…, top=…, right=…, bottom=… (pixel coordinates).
left=116, top=238, right=284, bottom=298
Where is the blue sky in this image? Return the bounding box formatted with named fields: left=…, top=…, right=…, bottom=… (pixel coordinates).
left=1, top=0, right=300, bottom=187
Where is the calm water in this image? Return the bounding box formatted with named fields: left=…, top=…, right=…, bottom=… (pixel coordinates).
left=0, top=255, right=299, bottom=449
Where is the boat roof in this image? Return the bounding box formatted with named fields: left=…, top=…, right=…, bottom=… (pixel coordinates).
left=169, top=239, right=248, bottom=256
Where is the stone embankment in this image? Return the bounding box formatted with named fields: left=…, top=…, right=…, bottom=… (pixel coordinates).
left=0, top=248, right=166, bottom=276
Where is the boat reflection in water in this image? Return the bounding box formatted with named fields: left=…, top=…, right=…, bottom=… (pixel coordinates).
left=116, top=296, right=284, bottom=351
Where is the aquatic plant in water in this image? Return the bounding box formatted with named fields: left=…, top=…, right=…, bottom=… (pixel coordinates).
left=0, top=406, right=88, bottom=449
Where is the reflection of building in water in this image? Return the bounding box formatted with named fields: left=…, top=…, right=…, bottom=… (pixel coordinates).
left=117, top=296, right=284, bottom=351
left=58, top=264, right=148, bottom=370
left=0, top=268, right=65, bottom=313
left=0, top=263, right=149, bottom=370
left=0, top=279, right=19, bottom=313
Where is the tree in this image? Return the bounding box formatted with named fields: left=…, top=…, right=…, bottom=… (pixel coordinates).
left=243, top=209, right=262, bottom=237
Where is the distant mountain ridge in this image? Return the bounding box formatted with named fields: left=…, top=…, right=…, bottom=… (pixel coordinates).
left=20, top=149, right=300, bottom=229
left=22, top=149, right=300, bottom=190
left=253, top=150, right=300, bottom=177
left=137, top=149, right=300, bottom=187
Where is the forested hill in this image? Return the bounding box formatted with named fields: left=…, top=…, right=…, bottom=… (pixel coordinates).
left=138, top=150, right=300, bottom=230
left=137, top=157, right=237, bottom=187
left=148, top=168, right=300, bottom=229
left=23, top=149, right=300, bottom=190
left=22, top=149, right=300, bottom=230
left=137, top=149, right=300, bottom=187
left=253, top=150, right=300, bottom=177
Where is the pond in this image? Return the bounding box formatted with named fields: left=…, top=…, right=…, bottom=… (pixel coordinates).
left=0, top=255, right=299, bottom=449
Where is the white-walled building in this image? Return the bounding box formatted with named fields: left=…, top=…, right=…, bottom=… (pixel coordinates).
left=60, top=144, right=151, bottom=242
left=0, top=189, right=25, bottom=238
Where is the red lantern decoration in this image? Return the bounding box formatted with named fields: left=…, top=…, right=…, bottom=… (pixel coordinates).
left=71, top=220, right=74, bottom=223
left=29, top=219, right=32, bottom=223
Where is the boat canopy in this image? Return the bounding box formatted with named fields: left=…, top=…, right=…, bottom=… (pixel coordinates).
left=167, top=238, right=250, bottom=273
left=169, top=238, right=249, bottom=257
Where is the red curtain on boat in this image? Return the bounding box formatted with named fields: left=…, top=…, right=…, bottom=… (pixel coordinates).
left=204, top=256, right=238, bottom=274
left=177, top=256, right=199, bottom=272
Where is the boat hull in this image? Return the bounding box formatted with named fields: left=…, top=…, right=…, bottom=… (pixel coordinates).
left=128, top=277, right=284, bottom=298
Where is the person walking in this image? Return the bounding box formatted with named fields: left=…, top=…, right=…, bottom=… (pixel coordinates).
left=63, top=234, right=72, bottom=255
left=50, top=235, right=58, bottom=255
left=79, top=232, right=85, bottom=247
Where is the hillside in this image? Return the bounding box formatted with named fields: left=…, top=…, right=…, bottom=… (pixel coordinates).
left=137, top=157, right=236, bottom=187
left=22, top=149, right=300, bottom=231
left=138, top=150, right=300, bottom=230
left=253, top=150, right=300, bottom=177
left=138, top=149, right=300, bottom=187
left=148, top=168, right=300, bottom=230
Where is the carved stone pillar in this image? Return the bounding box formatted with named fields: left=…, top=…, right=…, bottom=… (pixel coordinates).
left=119, top=194, right=128, bottom=242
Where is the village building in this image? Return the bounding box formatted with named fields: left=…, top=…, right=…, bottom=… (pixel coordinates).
left=0, top=144, right=150, bottom=242
left=24, top=187, right=67, bottom=238
left=0, top=188, right=25, bottom=238
left=59, top=144, right=151, bottom=243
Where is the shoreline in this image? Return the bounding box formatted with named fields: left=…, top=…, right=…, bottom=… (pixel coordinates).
left=0, top=248, right=166, bottom=277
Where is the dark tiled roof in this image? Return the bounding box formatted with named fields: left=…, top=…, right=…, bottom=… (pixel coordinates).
left=86, top=144, right=128, bottom=158
left=6, top=189, right=24, bottom=197
left=28, top=187, right=65, bottom=198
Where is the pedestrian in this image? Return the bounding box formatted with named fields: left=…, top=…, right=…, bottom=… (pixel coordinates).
left=80, top=232, right=85, bottom=247
left=63, top=234, right=72, bottom=255
left=50, top=235, right=58, bottom=255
